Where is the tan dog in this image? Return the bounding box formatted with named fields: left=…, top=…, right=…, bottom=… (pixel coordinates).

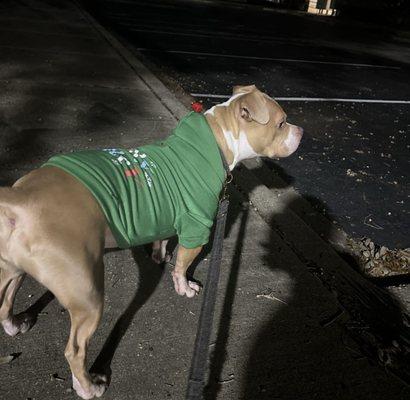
left=0, top=85, right=302, bottom=399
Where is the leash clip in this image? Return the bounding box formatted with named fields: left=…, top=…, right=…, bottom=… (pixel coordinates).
left=221, top=173, right=233, bottom=201
left=217, top=146, right=232, bottom=201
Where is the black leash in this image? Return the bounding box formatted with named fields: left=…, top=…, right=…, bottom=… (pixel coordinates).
left=185, top=149, right=232, bottom=400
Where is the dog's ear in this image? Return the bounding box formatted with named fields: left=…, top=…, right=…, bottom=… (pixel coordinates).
left=233, top=84, right=257, bottom=95
left=239, top=91, right=270, bottom=125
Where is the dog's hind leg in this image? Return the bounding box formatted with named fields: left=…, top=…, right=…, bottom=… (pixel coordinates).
left=0, top=266, right=30, bottom=336
left=151, top=239, right=170, bottom=264
left=65, top=286, right=106, bottom=400
left=30, top=253, right=107, bottom=400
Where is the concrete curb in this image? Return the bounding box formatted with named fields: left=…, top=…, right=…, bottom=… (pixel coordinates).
left=73, top=0, right=189, bottom=122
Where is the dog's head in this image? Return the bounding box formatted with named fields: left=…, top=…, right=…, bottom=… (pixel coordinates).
left=232, top=85, right=303, bottom=158
left=209, top=85, right=303, bottom=160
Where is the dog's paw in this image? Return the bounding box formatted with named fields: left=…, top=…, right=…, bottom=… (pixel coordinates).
left=14, top=312, right=36, bottom=333
left=188, top=280, right=201, bottom=295
left=1, top=319, right=20, bottom=337
left=151, top=250, right=164, bottom=264
left=1, top=313, right=35, bottom=336
left=172, top=272, right=201, bottom=298
left=151, top=240, right=171, bottom=264
left=151, top=250, right=172, bottom=264
left=73, top=374, right=108, bottom=399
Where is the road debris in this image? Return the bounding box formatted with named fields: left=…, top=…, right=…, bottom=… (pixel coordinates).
left=0, top=352, right=21, bottom=365
left=0, top=355, right=15, bottom=365
left=348, top=237, right=409, bottom=278
left=51, top=373, right=66, bottom=382
left=256, top=291, right=287, bottom=305
left=319, top=308, right=345, bottom=327
left=363, top=215, right=384, bottom=230
left=218, top=374, right=235, bottom=384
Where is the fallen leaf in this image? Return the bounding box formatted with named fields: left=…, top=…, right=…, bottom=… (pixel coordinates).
left=0, top=355, right=14, bottom=365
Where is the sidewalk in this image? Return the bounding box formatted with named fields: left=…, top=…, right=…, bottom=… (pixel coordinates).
left=0, top=1, right=408, bottom=400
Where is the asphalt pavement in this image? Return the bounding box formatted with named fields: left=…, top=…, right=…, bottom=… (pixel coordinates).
left=83, top=0, right=410, bottom=249
left=0, top=1, right=409, bottom=400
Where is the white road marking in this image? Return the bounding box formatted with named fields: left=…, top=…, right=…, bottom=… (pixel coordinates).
left=137, top=48, right=400, bottom=69
left=191, top=94, right=410, bottom=104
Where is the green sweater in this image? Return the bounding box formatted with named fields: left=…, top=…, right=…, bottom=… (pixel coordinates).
left=44, top=112, right=225, bottom=249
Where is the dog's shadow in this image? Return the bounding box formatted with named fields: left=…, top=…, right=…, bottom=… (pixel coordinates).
left=90, top=246, right=165, bottom=380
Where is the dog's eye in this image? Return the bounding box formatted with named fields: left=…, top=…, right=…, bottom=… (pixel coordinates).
left=279, top=121, right=285, bottom=129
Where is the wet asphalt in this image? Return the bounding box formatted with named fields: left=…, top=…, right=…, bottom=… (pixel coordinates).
left=83, top=0, right=410, bottom=248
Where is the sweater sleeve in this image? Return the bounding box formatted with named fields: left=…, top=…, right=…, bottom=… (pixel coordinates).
left=175, top=212, right=214, bottom=249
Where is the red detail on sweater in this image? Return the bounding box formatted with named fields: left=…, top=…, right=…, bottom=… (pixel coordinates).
left=125, top=169, right=139, bottom=177
left=191, top=102, right=203, bottom=113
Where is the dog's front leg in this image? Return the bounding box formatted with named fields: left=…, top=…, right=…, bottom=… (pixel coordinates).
left=171, top=245, right=202, bottom=298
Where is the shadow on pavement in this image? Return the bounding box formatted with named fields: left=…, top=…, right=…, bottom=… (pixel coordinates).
left=242, top=196, right=409, bottom=399
left=204, top=207, right=249, bottom=400
left=90, top=246, right=164, bottom=379
left=204, top=164, right=409, bottom=399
